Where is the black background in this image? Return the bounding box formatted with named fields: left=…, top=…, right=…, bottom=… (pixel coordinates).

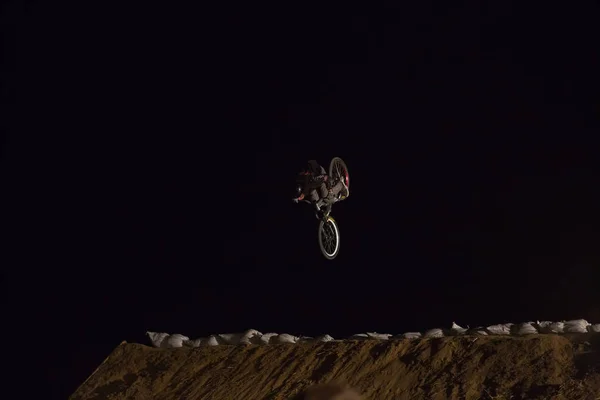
left=2, top=2, right=600, bottom=399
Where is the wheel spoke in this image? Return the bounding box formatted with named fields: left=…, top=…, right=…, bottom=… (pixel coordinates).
left=320, top=220, right=338, bottom=256
left=332, top=161, right=347, bottom=187
left=326, top=236, right=334, bottom=252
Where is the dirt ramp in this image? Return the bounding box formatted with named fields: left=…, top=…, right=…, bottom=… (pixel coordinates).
left=297, top=383, right=362, bottom=400
left=70, top=334, right=600, bottom=400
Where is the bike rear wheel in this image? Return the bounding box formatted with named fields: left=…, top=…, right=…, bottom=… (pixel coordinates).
left=318, top=216, right=341, bottom=260
left=329, top=157, right=349, bottom=197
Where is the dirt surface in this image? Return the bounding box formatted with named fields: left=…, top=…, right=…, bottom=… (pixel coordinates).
left=71, top=334, right=600, bottom=400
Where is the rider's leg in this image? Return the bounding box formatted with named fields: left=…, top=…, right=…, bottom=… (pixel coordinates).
left=328, top=179, right=349, bottom=200
left=330, top=181, right=342, bottom=196
left=312, top=183, right=329, bottom=211
left=318, top=183, right=328, bottom=199
left=309, top=189, right=324, bottom=211
left=315, top=199, right=331, bottom=218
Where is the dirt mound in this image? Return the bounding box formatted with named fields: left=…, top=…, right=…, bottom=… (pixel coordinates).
left=70, top=334, right=600, bottom=400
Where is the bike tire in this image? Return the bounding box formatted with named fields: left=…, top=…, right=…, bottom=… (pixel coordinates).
left=329, top=157, right=349, bottom=192
left=318, top=216, right=341, bottom=260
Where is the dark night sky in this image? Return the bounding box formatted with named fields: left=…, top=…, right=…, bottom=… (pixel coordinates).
left=2, top=1, right=600, bottom=399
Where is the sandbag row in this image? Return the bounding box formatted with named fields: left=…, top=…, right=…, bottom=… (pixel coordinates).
left=146, top=319, right=600, bottom=348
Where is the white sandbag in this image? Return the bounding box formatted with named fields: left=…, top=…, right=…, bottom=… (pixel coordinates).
left=146, top=331, right=170, bottom=348
left=366, top=332, right=392, bottom=340
left=218, top=329, right=263, bottom=345
left=467, top=327, right=488, bottom=336
left=564, top=319, right=591, bottom=333
left=449, top=322, right=468, bottom=336
left=315, top=334, right=335, bottom=342
left=349, top=333, right=369, bottom=340
left=511, top=322, right=538, bottom=335
left=162, top=334, right=190, bottom=348
left=259, top=332, right=278, bottom=345
left=535, top=321, right=554, bottom=334
left=272, top=333, right=299, bottom=344
left=217, top=333, right=240, bottom=345
left=548, top=321, right=565, bottom=333
left=394, top=332, right=422, bottom=339
left=186, top=338, right=204, bottom=347
left=297, top=336, right=314, bottom=343
left=203, top=335, right=220, bottom=346
left=424, top=328, right=444, bottom=338
left=587, top=324, right=600, bottom=333
left=240, top=329, right=263, bottom=345
left=486, top=324, right=512, bottom=335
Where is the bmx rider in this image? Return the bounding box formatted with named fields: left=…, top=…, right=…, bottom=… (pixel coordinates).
left=292, top=160, right=349, bottom=211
